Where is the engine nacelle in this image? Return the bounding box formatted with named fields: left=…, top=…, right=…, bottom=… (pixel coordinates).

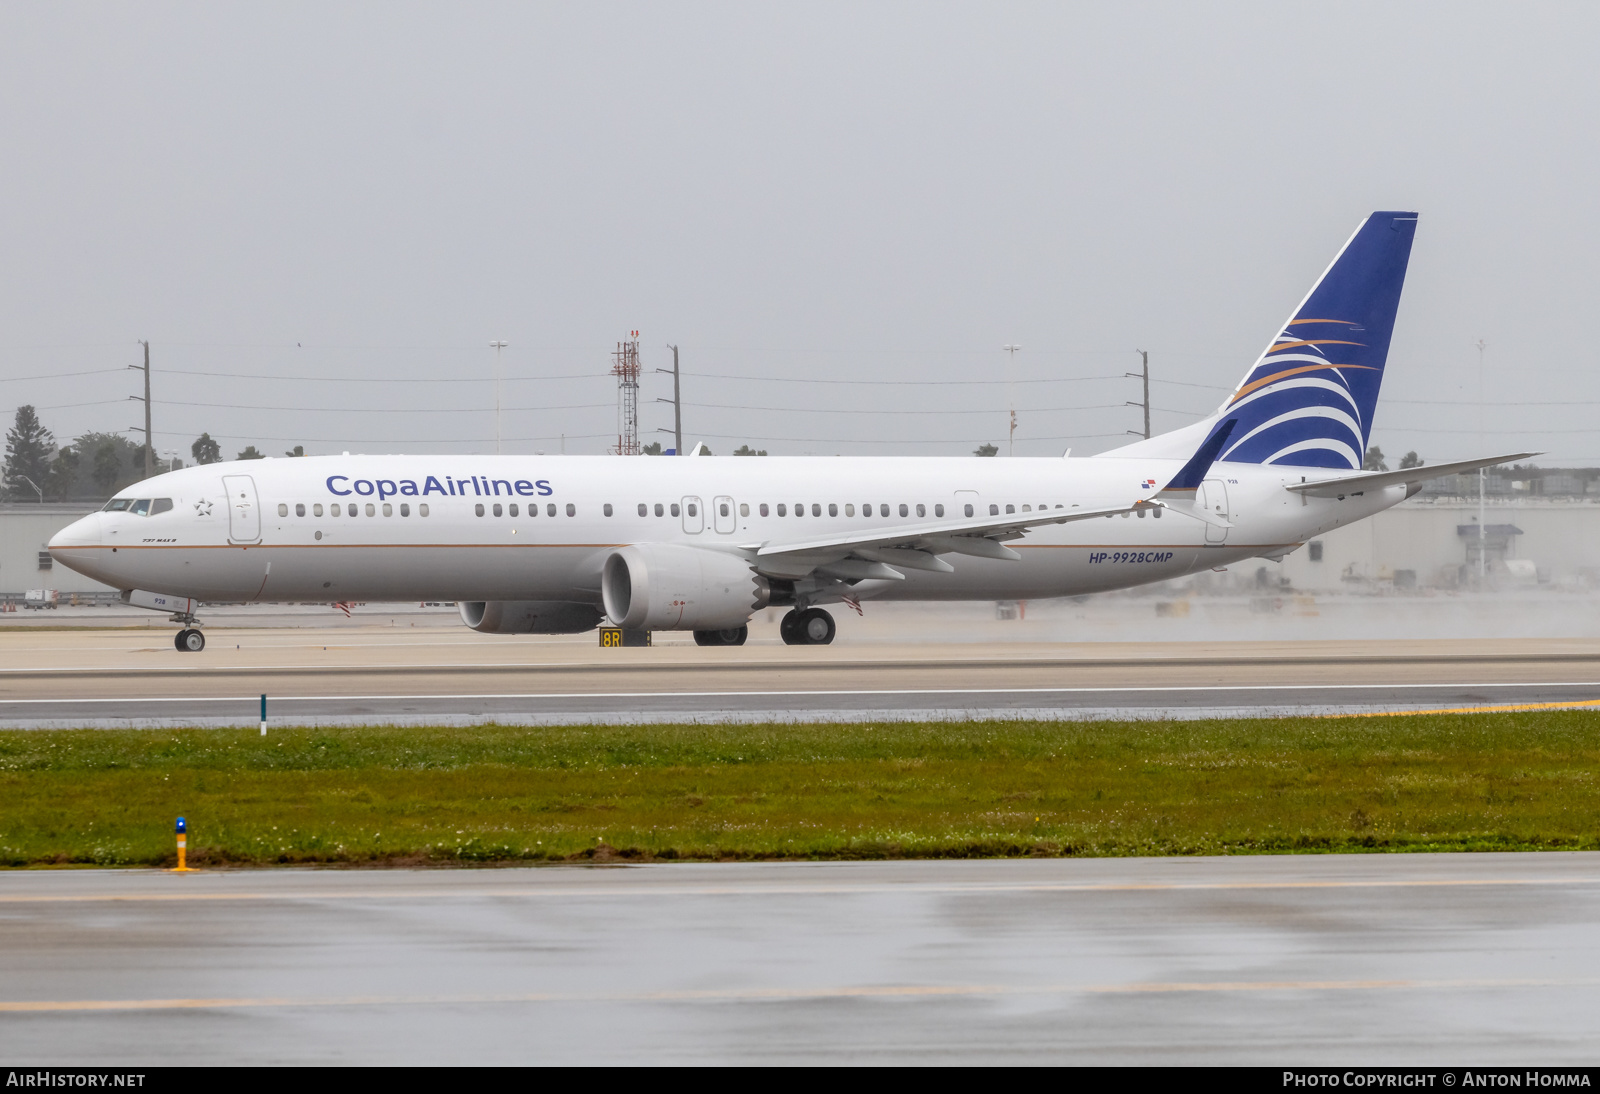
left=601, top=543, right=769, bottom=631
left=458, top=600, right=604, bottom=634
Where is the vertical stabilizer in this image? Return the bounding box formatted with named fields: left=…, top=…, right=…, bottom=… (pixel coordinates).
left=1215, top=211, right=1417, bottom=468
left=1100, top=211, right=1417, bottom=468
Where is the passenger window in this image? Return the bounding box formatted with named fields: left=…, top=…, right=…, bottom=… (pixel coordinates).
left=365, top=503, right=376, bottom=517
left=1136, top=508, right=1146, bottom=518
left=964, top=504, right=974, bottom=517
left=861, top=503, right=871, bottom=517
left=719, top=502, right=729, bottom=517
left=760, top=503, right=769, bottom=516
left=604, top=503, right=614, bottom=517
left=1005, top=504, right=1015, bottom=514
left=548, top=503, right=557, bottom=517
left=898, top=503, right=908, bottom=517
left=151, top=498, right=173, bottom=515
left=935, top=503, right=944, bottom=517
left=686, top=503, right=697, bottom=517
left=989, top=504, right=999, bottom=516
left=131, top=499, right=151, bottom=516
left=313, top=503, right=324, bottom=517
left=278, top=503, right=289, bottom=517
left=879, top=504, right=889, bottom=517
left=566, top=503, right=576, bottom=517
left=509, top=503, right=518, bottom=516
left=1152, top=508, right=1162, bottom=518
left=419, top=503, right=429, bottom=517
left=295, top=503, right=306, bottom=517
left=654, top=502, right=664, bottom=517
left=740, top=503, right=750, bottom=517
left=776, top=503, right=786, bottom=516
left=828, top=503, right=837, bottom=517
left=916, top=504, right=925, bottom=517
left=492, top=503, right=502, bottom=517
left=845, top=503, right=855, bottom=517
left=671, top=503, right=681, bottom=517
left=475, top=503, right=485, bottom=517
left=1022, top=504, right=1032, bottom=512
left=638, top=503, right=647, bottom=517
left=383, top=503, right=393, bottom=517
left=400, top=503, right=410, bottom=517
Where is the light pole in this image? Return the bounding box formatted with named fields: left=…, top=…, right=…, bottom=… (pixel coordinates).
left=1002, top=345, right=1021, bottom=455
left=489, top=341, right=508, bottom=454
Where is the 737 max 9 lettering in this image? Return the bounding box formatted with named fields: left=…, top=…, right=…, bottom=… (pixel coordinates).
left=49, top=211, right=1534, bottom=652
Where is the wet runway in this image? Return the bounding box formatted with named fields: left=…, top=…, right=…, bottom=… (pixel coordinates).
left=4, top=630, right=1600, bottom=726
left=4, top=854, right=1599, bottom=1065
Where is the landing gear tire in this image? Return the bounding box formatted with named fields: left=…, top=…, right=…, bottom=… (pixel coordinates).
left=174, top=628, right=206, bottom=653
left=693, top=626, right=748, bottom=647
left=780, top=607, right=835, bottom=646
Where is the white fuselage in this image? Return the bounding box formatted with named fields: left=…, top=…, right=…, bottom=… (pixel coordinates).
left=48, top=453, right=1403, bottom=616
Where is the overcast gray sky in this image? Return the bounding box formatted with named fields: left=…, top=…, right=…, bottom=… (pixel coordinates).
left=2, top=1, right=1596, bottom=462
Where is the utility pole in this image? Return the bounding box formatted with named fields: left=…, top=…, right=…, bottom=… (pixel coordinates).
left=489, top=341, right=508, bottom=454
left=656, top=344, right=682, bottom=455
left=1475, top=337, right=1488, bottom=586
left=1002, top=345, right=1021, bottom=455
left=1126, top=349, right=1151, bottom=439
left=129, top=341, right=153, bottom=478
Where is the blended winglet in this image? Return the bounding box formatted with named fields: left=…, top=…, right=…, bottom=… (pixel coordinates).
left=1158, top=419, right=1237, bottom=497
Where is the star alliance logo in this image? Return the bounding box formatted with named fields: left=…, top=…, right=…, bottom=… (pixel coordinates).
left=193, top=499, right=213, bottom=516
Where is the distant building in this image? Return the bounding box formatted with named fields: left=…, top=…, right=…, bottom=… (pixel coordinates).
left=0, top=502, right=117, bottom=599
left=1278, top=467, right=1600, bottom=591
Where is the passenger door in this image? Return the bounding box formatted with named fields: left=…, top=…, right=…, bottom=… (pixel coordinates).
left=681, top=495, right=704, bottom=534
left=221, top=474, right=261, bottom=543
left=1196, top=478, right=1229, bottom=545
left=713, top=495, right=736, bottom=534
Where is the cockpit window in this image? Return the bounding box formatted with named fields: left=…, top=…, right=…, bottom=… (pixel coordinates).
left=129, top=499, right=151, bottom=516
left=104, top=498, right=132, bottom=512
left=150, top=498, right=173, bottom=515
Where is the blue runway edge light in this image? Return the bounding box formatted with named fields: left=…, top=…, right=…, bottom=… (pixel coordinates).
left=176, top=816, right=186, bottom=834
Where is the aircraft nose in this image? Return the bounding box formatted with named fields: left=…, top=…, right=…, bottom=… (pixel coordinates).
left=49, top=512, right=103, bottom=549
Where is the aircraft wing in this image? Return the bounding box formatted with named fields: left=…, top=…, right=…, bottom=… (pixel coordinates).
left=1284, top=452, right=1539, bottom=498
left=744, top=501, right=1153, bottom=579
left=746, top=424, right=1243, bottom=581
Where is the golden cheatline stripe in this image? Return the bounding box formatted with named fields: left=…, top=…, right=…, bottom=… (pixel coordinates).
left=3, top=976, right=1594, bottom=1012
left=1324, top=699, right=1600, bottom=718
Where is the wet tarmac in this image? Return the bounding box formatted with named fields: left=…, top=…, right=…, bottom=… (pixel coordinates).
left=3, top=854, right=1598, bottom=1064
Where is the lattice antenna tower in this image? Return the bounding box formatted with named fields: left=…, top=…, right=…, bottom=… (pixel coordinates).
left=611, top=334, right=642, bottom=455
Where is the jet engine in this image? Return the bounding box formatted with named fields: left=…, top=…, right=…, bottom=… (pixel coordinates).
left=601, top=543, right=769, bottom=631
left=458, top=600, right=604, bottom=634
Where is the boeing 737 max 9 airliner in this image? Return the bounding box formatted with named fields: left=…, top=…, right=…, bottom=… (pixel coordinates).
left=49, top=211, right=1531, bottom=651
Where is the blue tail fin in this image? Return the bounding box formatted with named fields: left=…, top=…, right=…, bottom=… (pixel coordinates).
left=1214, top=211, right=1417, bottom=469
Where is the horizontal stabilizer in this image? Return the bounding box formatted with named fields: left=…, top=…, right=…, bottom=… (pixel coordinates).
left=1285, top=452, right=1539, bottom=498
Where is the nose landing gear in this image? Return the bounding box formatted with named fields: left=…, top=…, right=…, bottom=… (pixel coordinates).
left=174, top=628, right=206, bottom=653
left=780, top=607, right=836, bottom=646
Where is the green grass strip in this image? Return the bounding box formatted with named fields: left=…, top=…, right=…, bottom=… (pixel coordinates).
left=2, top=711, right=1599, bottom=867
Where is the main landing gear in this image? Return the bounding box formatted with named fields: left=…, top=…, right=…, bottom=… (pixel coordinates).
left=174, top=628, right=206, bottom=653
left=780, top=607, right=835, bottom=646
left=693, top=626, right=749, bottom=647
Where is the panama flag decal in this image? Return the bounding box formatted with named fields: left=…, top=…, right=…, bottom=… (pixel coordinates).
left=1141, top=479, right=1157, bottom=489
